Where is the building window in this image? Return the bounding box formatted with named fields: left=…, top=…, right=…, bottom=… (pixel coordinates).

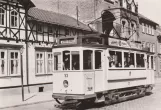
left=0, top=8, right=5, bottom=25
left=142, top=23, right=145, bottom=33
left=160, top=44, right=161, bottom=53
left=152, top=44, right=155, bottom=52
left=36, top=52, right=44, bottom=74
left=0, top=49, right=20, bottom=77
left=152, top=26, right=154, bottom=35
left=37, top=23, right=43, bottom=33
left=11, top=10, right=18, bottom=27
left=0, top=50, right=7, bottom=76
left=9, top=51, right=20, bottom=75
left=47, top=53, right=53, bottom=73
left=48, top=25, right=53, bottom=34
left=65, top=28, right=70, bottom=36
left=149, top=25, right=152, bottom=35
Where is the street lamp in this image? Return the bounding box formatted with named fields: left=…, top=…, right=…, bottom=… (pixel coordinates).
left=20, top=46, right=25, bottom=101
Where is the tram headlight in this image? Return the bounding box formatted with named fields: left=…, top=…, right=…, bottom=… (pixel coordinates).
left=63, top=80, right=69, bottom=88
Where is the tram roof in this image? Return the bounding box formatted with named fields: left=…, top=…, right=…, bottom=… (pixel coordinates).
left=52, top=34, right=155, bottom=54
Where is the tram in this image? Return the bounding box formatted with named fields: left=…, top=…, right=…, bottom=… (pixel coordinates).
left=52, top=34, right=155, bottom=108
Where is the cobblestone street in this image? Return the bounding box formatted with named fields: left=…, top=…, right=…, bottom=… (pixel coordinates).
left=2, top=81, right=161, bottom=110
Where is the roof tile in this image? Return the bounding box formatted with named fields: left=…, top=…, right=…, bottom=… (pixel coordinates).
left=28, top=7, right=93, bottom=31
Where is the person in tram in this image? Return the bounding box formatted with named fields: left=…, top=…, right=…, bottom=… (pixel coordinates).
left=110, top=61, right=115, bottom=68
left=63, top=57, right=70, bottom=70
left=72, top=60, right=79, bottom=70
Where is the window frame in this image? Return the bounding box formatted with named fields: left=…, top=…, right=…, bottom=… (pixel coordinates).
left=37, top=23, right=43, bottom=33
left=8, top=50, right=20, bottom=76
left=0, top=49, right=7, bottom=76
left=47, top=52, right=54, bottom=74
left=35, top=51, right=45, bottom=74
left=0, top=7, right=5, bottom=26
left=10, top=10, right=18, bottom=27
left=48, top=25, right=53, bottom=34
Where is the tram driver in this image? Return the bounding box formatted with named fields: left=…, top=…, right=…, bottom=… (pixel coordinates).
left=63, top=57, right=70, bottom=70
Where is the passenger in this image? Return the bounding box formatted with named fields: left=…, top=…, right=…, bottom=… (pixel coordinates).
left=110, top=61, right=115, bottom=68
left=63, top=57, right=70, bottom=70
left=72, top=61, right=79, bottom=70
left=116, top=62, right=122, bottom=67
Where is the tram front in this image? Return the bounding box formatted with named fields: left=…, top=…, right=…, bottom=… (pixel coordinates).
left=52, top=47, right=85, bottom=96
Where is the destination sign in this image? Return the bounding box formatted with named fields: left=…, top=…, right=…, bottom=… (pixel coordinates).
left=59, top=38, right=75, bottom=44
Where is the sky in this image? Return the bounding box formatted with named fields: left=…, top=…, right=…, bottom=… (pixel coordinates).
left=31, top=0, right=161, bottom=25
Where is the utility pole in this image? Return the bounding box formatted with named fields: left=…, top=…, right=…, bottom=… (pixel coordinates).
left=76, top=6, right=79, bottom=26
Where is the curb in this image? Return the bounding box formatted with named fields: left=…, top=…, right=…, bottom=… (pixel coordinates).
left=0, top=100, right=54, bottom=109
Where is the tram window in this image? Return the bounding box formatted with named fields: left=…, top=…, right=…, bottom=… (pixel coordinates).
left=83, top=50, right=93, bottom=70
left=109, top=51, right=122, bottom=68
left=95, top=50, right=102, bottom=69
left=147, top=55, right=150, bottom=69
left=71, top=51, right=80, bottom=70
left=54, top=52, right=61, bottom=70
left=136, top=54, right=145, bottom=68
left=63, top=51, right=70, bottom=70
left=124, top=52, right=135, bottom=68
left=151, top=56, right=154, bottom=69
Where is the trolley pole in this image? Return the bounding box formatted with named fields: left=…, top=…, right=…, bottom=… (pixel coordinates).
left=20, top=47, right=24, bottom=101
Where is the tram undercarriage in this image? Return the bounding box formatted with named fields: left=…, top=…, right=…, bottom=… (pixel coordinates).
left=53, top=84, right=154, bottom=109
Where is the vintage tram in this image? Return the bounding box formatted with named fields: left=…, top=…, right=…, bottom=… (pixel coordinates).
left=52, top=34, right=155, bottom=108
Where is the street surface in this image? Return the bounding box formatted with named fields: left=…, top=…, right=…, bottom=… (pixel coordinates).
left=2, top=83, right=161, bottom=110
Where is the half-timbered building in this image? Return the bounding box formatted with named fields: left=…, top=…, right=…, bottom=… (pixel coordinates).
left=0, top=0, right=95, bottom=96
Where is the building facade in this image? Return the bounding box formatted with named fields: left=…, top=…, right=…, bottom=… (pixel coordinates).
left=0, top=0, right=94, bottom=96
left=156, top=26, right=161, bottom=77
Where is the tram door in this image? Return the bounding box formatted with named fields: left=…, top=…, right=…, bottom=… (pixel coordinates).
left=94, top=50, right=105, bottom=92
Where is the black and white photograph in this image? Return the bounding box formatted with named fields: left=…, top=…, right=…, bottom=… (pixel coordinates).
left=0, top=0, right=161, bottom=110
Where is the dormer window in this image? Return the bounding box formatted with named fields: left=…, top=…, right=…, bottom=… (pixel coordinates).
left=0, top=8, right=5, bottom=25
left=11, top=10, right=18, bottom=27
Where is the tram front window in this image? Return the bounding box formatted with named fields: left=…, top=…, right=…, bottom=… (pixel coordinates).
left=63, top=51, right=70, bottom=70
left=72, top=51, right=80, bottom=70
left=109, top=51, right=122, bottom=68
left=83, top=50, right=93, bottom=70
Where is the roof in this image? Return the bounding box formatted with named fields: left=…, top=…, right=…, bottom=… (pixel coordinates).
left=138, top=13, right=158, bottom=25
left=28, top=8, right=94, bottom=32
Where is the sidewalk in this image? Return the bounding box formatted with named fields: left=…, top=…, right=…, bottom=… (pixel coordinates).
left=0, top=91, right=54, bottom=109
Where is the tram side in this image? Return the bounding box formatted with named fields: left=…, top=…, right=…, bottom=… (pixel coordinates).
left=107, top=48, right=155, bottom=91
